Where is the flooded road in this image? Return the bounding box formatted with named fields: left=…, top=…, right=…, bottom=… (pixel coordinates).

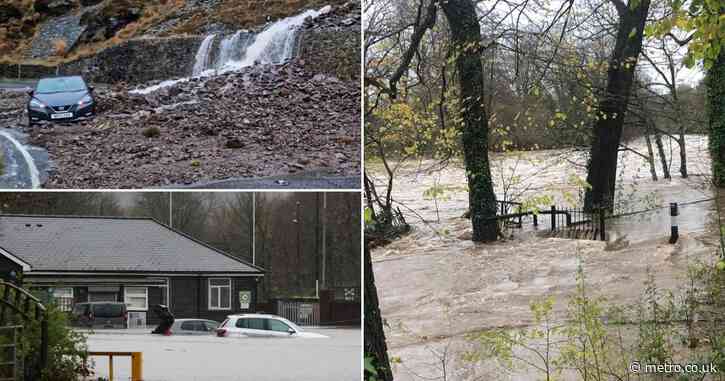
left=370, top=135, right=720, bottom=380
left=0, top=128, right=49, bottom=188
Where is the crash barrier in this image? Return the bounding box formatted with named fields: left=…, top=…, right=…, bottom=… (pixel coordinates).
left=85, top=352, right=143, bottom=381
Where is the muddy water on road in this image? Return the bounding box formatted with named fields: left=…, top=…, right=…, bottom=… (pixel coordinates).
left=0, top=128, right=50, bottom=188
left=371, top=135, right=719, bottom=380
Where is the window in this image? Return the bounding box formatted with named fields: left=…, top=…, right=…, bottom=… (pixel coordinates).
left=203, top=321, right=219, bottom=331
left=208, top=279, right=231, bottom=310
left=52, top=288, right=73, bottom=312
left=124, top=287, right=148, bottom=311
left=267, top=319, right=292, bottom=333
left=235, top=318, right=265, bottom=330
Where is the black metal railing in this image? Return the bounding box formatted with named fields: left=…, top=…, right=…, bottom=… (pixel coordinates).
left=484, top=203, right=606, bottom=241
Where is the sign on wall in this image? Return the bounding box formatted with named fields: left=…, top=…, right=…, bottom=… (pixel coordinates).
left=239, top=291, right=251, bottom=310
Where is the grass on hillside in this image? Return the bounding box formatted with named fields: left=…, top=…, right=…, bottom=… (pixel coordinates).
left=0, top=0, right=185, bottom=66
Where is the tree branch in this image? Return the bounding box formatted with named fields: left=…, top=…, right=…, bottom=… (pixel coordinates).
left=389, top=0, right=439, bottom=98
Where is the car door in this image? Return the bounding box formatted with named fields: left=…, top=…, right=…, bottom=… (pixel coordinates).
left=180, top=321, right=199, bottom=335
left=265, top=318, right=295, bottom=338
left=202, top=320, right=219, bottom=334
left=233, top=318, right=263, bottom=337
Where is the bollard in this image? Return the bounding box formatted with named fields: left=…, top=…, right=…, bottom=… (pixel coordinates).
left=131, top=352, right=143, bottom=381
left=551, top=205, right=556, bottom=231
left=669, top=202, right=678, bottom=244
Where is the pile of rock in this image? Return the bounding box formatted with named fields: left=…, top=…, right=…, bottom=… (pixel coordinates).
left=22, top=59, right=360, bottom=188
left=303, top=0, right=361, bottom=30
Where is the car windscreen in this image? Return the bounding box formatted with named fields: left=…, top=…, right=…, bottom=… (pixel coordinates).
left=72, top=304, right=87, bottom=315
left=36, top=77, right=86, bottom=94
left=92, top=303, right=124, bottom=318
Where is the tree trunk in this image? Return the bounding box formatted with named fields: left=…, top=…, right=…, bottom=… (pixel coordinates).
left=584, top=0, right=651, bottom=211
left=440, top=0, right=498, bottom=242
left=644, top=128, right=658, bottom=181
left=654, top=129, right=671, bottom=179
left=364, top=241, right=393, bottom=381
left=708, top=48, right=725, bottom=187
left=678, top=132, right=688, bottom=178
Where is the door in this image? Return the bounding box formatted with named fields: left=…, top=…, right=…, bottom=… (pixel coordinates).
left=235, top=318, right=267, bottom=337
left=266, top=319, right=294, bottom=337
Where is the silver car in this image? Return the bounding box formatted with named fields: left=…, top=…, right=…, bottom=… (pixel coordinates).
left=215, top=314, right=327, bottom=338
left=169, top=319, right=219, bottom=335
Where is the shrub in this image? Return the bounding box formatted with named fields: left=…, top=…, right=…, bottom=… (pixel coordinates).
left=17, top=302, right=89, bottom=381
left=142, top=126, right=160, bottom=138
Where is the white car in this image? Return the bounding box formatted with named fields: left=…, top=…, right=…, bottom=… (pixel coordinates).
left=216, top=314, right=328, bottom=338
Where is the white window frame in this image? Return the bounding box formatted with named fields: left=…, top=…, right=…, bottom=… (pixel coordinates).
left=208, top=278, right=232, bottom=311
left=124, top=287, right=148, bottom=311
left=52, top=287, right=74, bottom=312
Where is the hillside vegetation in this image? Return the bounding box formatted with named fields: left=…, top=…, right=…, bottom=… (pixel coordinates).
left=0, top=0, right=341, bottom=65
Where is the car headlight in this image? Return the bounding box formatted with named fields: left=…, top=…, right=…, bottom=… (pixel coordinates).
left=29, top=99, right=46, bottom=109
left=77, top=95, right=93, bottom=106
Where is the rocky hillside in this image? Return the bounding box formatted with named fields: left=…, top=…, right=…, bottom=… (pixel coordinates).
left=0, top=0, right=350, bottom=63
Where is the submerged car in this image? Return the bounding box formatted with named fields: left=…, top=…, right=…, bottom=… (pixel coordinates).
left=216, top=314, right=328, bottom=338
left=27, top=75, right=95, bottom=126
left=169, top=319, right=220, bottom=335
left=70, top=302, right=128, bottom=329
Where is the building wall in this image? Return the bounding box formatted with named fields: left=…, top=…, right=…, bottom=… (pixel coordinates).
left=170, top=276, right=257, bottom=322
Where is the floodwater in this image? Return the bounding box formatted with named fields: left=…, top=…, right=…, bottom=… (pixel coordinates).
left=370, top=135, right=721, bottom=380
left=82, top=327, right=361, bottom=381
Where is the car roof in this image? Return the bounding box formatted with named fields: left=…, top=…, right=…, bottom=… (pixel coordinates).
left=174, top=319, right=218, bottom=322
left=226, top=313, right=283, bottom=319
left=39, top=75, right=84, bottom=81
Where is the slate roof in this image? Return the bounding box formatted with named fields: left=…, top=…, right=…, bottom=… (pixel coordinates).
left=0, top=215, right=264, bottom=274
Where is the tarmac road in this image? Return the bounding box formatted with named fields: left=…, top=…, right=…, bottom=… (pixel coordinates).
left=177, top=173, right=361, bottom=189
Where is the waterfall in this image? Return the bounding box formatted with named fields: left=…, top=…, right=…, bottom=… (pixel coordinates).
left=215, top=31, right=244, bottom=70
left=224, top=7, right=331, bottom=71
left=192, top=34, right=216, bottom=76
left=131, top=6, right=331, bottom=94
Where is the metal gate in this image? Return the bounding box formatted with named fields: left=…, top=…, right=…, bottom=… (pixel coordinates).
left=276, top=300, right=319, bottom=326
left=0, top=326, right=20, bottom=381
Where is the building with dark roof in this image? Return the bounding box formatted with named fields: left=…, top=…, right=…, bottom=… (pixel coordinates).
left=0, top=215, right=265, bottom=326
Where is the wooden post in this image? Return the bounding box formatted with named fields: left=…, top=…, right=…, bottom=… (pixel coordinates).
left=599, top=209, right=606, bottom=241
left=669, top=202, right=678, bottom=244
left=550, top=205, right=556, bottom=231
left=109, top=354, right=114, bottom=381
left=533, top=213, right=538, bottom=227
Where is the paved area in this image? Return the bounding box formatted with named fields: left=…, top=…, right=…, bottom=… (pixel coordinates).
left=80, top=327, right=361, bottom=381
left=178, top=174, right=361, bottom=189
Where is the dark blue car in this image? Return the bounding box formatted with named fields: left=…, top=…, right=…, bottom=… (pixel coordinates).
left=27, top=76, right=95, bottom=126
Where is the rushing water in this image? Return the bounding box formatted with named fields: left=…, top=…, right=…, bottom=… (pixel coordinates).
left=192, top=34, right=216, bottom=76
left=0, top=129, right=44, bottom=188
left=371, top=135, right=718, bottom=380
left=131, top=6, right=331, bottom=95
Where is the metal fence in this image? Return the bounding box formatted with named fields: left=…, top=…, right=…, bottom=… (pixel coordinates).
left=276, top=300, right=320, bottom=326
left=548, top=206, right=605, bottom=241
